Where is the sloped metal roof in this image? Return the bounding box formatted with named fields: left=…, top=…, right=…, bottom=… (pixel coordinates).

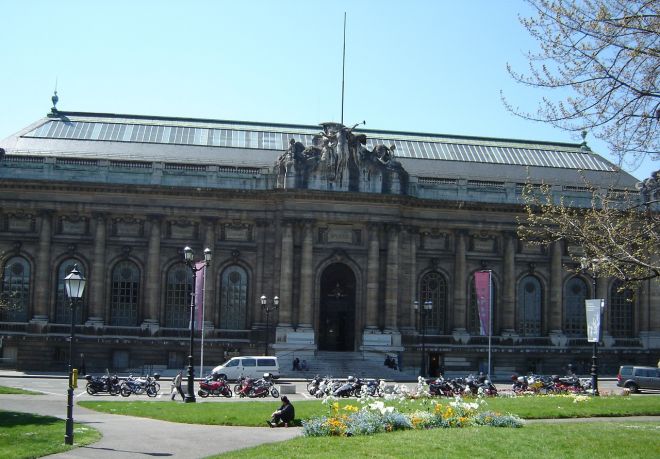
left=16, top=112, right=615, bottom=172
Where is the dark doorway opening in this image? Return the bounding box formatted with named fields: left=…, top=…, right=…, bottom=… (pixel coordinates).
left=319, top=263, right=356, bottom=351
left=428, top=352, right=443, bottom=377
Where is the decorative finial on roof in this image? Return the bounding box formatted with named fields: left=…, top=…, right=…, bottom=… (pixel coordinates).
left=51, top=90, right=59, bottom=114
left=580, top=130, right=590, bottom=151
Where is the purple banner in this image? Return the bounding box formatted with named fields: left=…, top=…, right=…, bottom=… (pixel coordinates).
left=474, top=271, right=491, bottom=336
left=195, top=262, right=205, bottom=331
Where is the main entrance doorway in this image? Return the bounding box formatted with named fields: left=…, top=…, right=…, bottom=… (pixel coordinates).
left=318, top=263, right=356, bottom=351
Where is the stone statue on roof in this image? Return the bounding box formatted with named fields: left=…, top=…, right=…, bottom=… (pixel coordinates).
left=274, top=121, right=408, bottom=195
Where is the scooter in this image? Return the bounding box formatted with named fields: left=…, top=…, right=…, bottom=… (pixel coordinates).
left=198, top=373, right=233, bottom=398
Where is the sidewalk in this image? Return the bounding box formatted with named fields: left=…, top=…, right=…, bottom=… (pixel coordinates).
left=0, top=394, right=301, bottom=458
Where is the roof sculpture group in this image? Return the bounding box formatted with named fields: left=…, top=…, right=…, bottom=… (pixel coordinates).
left=275, top=122, right=409, bottom=194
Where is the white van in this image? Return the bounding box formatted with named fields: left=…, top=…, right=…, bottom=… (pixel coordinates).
left=211, top=356, right=280, bottom=381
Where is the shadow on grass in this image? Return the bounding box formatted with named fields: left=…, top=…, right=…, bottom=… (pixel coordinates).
left=0, top=411, right=60, bottom=428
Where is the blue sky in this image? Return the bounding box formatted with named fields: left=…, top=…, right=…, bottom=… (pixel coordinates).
left=1, top=0, right=655, bottom=180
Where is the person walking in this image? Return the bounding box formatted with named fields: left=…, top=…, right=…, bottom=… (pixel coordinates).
left=267, top=396, right=295, bottom=427
left=171, top=371, right=185, bottom=401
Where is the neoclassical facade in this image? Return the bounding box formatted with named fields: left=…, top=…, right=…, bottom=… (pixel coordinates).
left=0, top=107, right=657, bottom=375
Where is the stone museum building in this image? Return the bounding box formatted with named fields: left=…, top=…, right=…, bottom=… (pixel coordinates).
left=0, top=101, right=658, bottom=376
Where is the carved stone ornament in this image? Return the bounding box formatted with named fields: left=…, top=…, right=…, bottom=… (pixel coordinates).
left=112, top=217, right=145, bottom=237
left=5, top=212, right=36, bottom=233
left=274, top=122, right=409, bottom=194
left=167, top=219, right=198, bottom=240
left=58, top=215, right=89, bottom=235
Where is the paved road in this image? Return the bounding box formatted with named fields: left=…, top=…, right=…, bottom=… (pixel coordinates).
left=0, top=373, right=650, bottom=459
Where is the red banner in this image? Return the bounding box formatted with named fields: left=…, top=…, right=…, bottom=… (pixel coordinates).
left=474, top=271, right=492, bottom=336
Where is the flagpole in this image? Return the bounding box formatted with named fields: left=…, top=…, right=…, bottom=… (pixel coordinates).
left=199, top=264, right=207, bottom=378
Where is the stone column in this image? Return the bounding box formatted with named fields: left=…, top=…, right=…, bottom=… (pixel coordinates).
left=278, top=221, right=293, bottom=327
left=31, top=211, right=52, bottom=322
left=87, top=213, right=107, bottom=326
left=452, top=230, right=467, bottom=332
left=142, top=216, right=162, bottom=330
left=252, top=219, right=268, bottom=328
left=408, top=229, right=418, bottom=329
left=548, top=240, right=563, bottom=332
left=384, top=225, right=399, bottom=330
left=202, top=219, right=216, bottom=329
left=365, top=223, right=380, bottom=329
left=501, top=232, right=516, bottom=332
left=298, top=221, right=314, bottom=329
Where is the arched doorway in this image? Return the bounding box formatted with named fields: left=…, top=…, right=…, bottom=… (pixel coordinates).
left=319, top=263, right=356, bottom=351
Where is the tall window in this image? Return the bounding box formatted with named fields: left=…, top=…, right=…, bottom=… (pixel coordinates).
left=468, top=275, right=498, bottom=334
left=55, top=259, right=85, bottom=324
left=219, top=265, right=248, bottom=329
left=517, top=275, right=542, bottom=336
left=419, top=271, right=448, bottom=334
left=1, top=256, right=30, bottom=322
left=110, top=261, right=140, bottom=326
left=610, top=280, right=634, bottom=338
left=165, top=263, right=192, bottom=328
left=564, top=277, right=587, bottom=336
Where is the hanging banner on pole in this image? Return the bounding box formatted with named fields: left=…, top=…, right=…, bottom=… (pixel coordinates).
left=474, top=271, right=492, bottom=336
left=195, top=262, right=205, bottom=331
left=585, top=299, right=604, bottom=342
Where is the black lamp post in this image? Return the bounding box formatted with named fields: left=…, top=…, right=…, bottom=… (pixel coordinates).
left=580, top=257, right=605, bottom=396
left=183, top=246, right=212, bottom=403
left=63, top=265, right=86, bottom=445
left=414, top=299, right=433, bottom=377
left=260, top=295, right=279, bottom=356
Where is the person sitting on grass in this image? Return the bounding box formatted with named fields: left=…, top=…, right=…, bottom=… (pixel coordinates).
left=268, top=396, right=295, bottom=427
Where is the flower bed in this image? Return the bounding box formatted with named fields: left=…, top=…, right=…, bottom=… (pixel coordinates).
left=302, top=397, right=524, bottom=437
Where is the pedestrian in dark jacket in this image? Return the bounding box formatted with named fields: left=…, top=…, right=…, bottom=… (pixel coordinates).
left=268, top=396, right=295, bottom=427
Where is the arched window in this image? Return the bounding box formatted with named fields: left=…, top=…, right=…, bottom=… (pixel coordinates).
left=468, top=275, right=498, bottom=334
left=1, top=256, right=30, bottom=322
left=55, top=259, right=85, bottom=324
left=165, top=263, right=192, bottom=328
left=110, top=261, right=140, bottom=326
left=219, top=265, right=248, bottom=329
left=564, top=277, right=587, bottom=336
left=517, top=275, right=542, bottom=336
left=610, top=281, right=634, bottom=338
left=419, top=271, right=448, bottom=334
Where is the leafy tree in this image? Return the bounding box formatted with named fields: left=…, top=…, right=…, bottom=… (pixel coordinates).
left=504, top=0, right=659, bottom=167
left=517, top=178, right=659, bottom=286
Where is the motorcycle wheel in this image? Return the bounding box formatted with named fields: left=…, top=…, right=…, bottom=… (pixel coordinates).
left=109, top=384, right=120, bottom=396
left=86, top=383, right=97, bottom=395
left=198, top=389, right=209, bottom=398
left=152, top=382, right=161, bottom=392
left=306, top=382, right=317, bottom=395
left=146, top=385, right=158, bottom=397
left=233, top=384, right=242, bottom=393
left=120, top=385, right=132, bottom=397
left=267, top=387, right=278, bottom=398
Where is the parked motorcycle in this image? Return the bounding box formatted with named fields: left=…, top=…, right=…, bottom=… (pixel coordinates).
left=198, top=373, right=233, bottom=398
left=120, top=373, right=161, bottom=397
left=332, top=376, right=361, bottom=397
left=428, top=376, right=456, bottom=397
left=85, top=373, right=121, bottom=396
left=248, top=373, right=280, bottom=398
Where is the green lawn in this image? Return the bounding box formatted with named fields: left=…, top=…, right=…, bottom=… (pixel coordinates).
left=0, top=411, right=101, bottom=459
left=0, top=386, right=42, bottom=395
left=210, top=422, right=660, bottom=459
left=79, top=395, right=660, bottom=426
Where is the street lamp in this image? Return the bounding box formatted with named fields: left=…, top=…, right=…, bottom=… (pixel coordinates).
left=63, top=265, right=86, bottom=445
left=580, top=257, right=606, bottom=396
left=183, top=246, right=212, bottom=403
left=414, top=299, right=433, bottom=377
left=260, top=295, right=279, bottom=356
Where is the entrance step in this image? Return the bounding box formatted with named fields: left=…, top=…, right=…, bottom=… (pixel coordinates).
left=281, top=350, right=418, bottom=381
